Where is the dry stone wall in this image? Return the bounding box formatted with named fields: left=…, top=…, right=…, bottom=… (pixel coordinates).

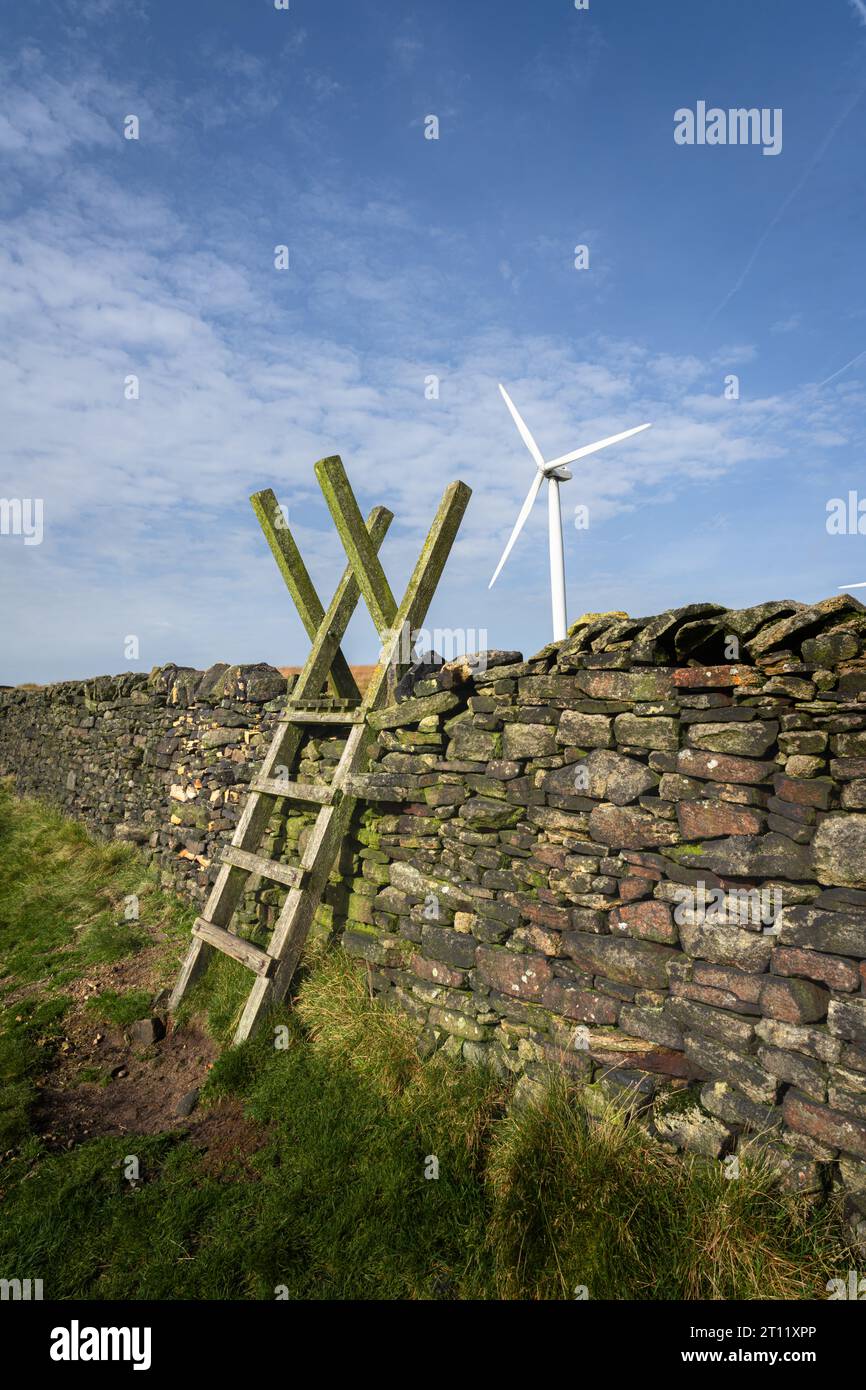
left=0, top=662, right=292, bottom=907
left=3, top=594, right=866, bottom=1232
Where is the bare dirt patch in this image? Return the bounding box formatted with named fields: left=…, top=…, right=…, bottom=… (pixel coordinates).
left=33, top=1018, right=269, bottom=1181
left=33, top=1016, right=219, bottom=1148
left=28, top=937, right=226, bottom=1150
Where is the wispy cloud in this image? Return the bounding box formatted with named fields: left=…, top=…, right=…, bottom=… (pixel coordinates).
left=0, top=59, right=118, bottom=160
left=816, top=345, right=866, bottom=389
left=522, top=24, right=607, bottom=99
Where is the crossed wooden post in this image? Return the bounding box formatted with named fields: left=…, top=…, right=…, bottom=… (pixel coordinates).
left=169, top=456, right=471, bottom=1043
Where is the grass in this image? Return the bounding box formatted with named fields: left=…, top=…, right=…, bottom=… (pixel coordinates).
left=486, top=1071, right=846, bottom=1300
left=0, top=778, right=194, bottom=1149
left=0, top=781, right=192, bottom=995
left=0, top=995, right=70, bottom=1156
left=0, top=780, right=853, bottom=1299
left=86, top=989, right=155, bottom=1028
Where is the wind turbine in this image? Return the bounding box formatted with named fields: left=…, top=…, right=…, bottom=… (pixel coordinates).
left=488, top=384, right=652, bottom=641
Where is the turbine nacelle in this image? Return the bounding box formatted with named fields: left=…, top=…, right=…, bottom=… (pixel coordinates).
left=489, top=382, right=652, bottom=641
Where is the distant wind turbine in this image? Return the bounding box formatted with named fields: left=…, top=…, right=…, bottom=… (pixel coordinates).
left=488, top=383, right=651, bottom=641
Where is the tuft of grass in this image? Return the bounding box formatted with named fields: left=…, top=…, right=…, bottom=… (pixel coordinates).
left=0, top=995, right=69, bottom=1156
left=0, top=995, right=70, bottom=1151
left=0, top=1029, right=41, bottom=1153
left=174, top=951, right=255, bottom=1046
left=76, top=1067, right=111, bottom=1087
left=485, top=1071, right=847, bottom=1300
left=86, top=989, right=154, bottom=1029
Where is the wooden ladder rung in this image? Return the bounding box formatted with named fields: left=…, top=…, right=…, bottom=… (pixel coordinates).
left=280, top=709, right=365, bottom=725
left=252, top=777, right=340, bottom=805
left=292, top=697, right=361, bottom=710
left=221, top=846, right=307, bottom=888
left=191, top=918, right=275, bottom=976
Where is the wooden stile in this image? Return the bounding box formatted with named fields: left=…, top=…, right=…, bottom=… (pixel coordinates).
left=169, top=456, right=470, bottom=1043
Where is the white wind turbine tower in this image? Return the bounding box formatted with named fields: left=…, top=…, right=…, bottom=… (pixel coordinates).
left=488, top=384, right=652, bottom=642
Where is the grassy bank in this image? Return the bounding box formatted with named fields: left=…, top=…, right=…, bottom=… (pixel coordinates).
left=0, top=783, right=194, bottom=1152
left=0, top=781, right=851, bottom=1299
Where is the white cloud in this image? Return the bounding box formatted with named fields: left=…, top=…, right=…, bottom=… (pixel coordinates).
left=0, top=70, right=116, bottom=158
left=522, top=24, right=607, bottom=99
left=78, top=0, right=127, bottom=18
left=711, top=343, right=758, bottom=366
left=390, top=35, right=423, bottom=75
left=771, top=312, right=802, bottom=334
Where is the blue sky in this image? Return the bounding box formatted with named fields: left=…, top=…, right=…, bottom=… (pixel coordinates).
left=3, top=0, right=866, bottom=683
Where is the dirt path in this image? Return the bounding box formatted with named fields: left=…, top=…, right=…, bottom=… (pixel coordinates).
left=27, top=946, right=268, bottom=1176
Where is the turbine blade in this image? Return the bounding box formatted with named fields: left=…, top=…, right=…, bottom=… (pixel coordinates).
left=499, top=383, right=545, bottom=470
left=488, top=471, right=545, bottom=588
left=546, top=422, right=652, bottom=470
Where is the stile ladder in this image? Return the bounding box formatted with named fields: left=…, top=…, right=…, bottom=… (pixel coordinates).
left=169, top=455, right=470, bottom=1043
